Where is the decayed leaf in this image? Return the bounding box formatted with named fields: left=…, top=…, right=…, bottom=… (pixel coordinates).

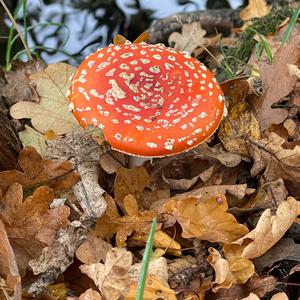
left=231, top=197, right=300, bottom=259
left=125, top=274, right=176, bottom=300
left=249, top=25, right=300, bottom=130
left=10, top=63, right=79, bottom=134
left=80, top=248, right=132, bottom=300
left=18, top=125, right=47, bottom=155
left=219, top=101, right=261, bottom=156
left=239, top=0, right=270, bottom=21
left=79, top=289, right=102, bottom=300
left=241, top=293, right=260, bottom=300
left=46, top=128, right=106, bottom=220
left=168, top=22, right=207, bottom=54
left=163, top=195, right=249, bottom=243
left=0, top=146, right=78, bottom=194
left=114, top=167, right=150, bottom=210
left=0, top=183, right=70, bottom=276
left=92, top=194, right=157, bottom=247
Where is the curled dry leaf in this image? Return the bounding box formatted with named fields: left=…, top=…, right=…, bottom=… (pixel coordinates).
left=208, top=247, right=254, bottom=291
left=230, top=197, right=300, bottom=259
left=10, top=63, right=79, bottom=135
left=0, top=146, right=79, bottom=194
left=80, top=248, right=132, bottom=300
left=163, top=195, right=249, bottom=244
left=0, top=219, right=22, bottom=300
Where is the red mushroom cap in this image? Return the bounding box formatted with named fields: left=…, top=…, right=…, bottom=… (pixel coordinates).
left=67, top=42, right=225, bottom=157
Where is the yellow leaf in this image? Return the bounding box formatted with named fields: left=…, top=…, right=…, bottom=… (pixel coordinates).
left=10, top=63, right=79, bottom=134
left=163, top=195, right=249, bottom=243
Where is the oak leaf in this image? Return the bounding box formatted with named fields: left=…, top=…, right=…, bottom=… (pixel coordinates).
left=0, top=146, right=78, bottom=194
left=80, top=248, right=132, bottom=300
left=163, top=195, right=249, bottom=244
left=10, top=63, right=79, bottom=134
left=240, top=0, right=270, bottom=21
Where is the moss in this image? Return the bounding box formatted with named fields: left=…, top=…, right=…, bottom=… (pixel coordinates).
left=217, top=5, right=294, bottom=82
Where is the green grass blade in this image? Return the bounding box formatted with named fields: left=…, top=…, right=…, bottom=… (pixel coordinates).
left=135, top=218, right=157, bottom=300
left=249, top=28, right=272, bottom=63
left=281, top=3, right=300, bottom=44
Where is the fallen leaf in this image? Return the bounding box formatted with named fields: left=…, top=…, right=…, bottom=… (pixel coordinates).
left=18, top=125, right=47, bottom=155
left=0, top=219, right=22, bottom=300
left=125, top=274, right=176, bottom=300
left=163, top=195, right=249, bottom=243
left=80, top=248, right=132, bottom=300
left=79, top=289, right=102, bottom=300
left=92, top=194, right=157, bottom=247
left=241, top=293, right=260, bottom=300
left=270, top=293, right=289, bottom=300
left=168, top=22, right=207, bottom=54
left=0, top=183, right=70, bottom=275
left=46, top=128, right=106, bottom=220
left=0, top=146, right=78, bottom=194
left=114, top=167, right=150, bottom=210
left=1, top=60, right=45, bottom=105
left=10, top=63, right=79, bottom=134
left=240, top=0, right=270, bottom=21
left=219, top=101, right=261, bottom=156
left=232, top=197, right=300, bottom=259
left=76, top=234, right=112, bottom=265
left=249, top=24, right=300, bottom=130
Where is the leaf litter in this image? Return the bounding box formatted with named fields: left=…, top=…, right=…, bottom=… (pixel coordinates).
left=1, top=1, right=300, bottom=299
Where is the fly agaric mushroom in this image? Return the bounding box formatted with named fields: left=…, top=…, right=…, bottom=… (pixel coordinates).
left=67, top=42, right=224, bottom=164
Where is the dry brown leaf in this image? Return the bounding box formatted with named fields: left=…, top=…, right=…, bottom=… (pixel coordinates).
left=114, top=167, right=150, bottom=210
left=131, top=230, right=181, bottom=256
left=0, top=146, right=79, bottom=194
left=249, top=133, right=300, bottom=197
left=0, top=183, right=70, bottom=276
left=1, top=60, right=45, bottom=105
left=240, top=0, right=270, bottom=21
left=125, top=274, right=176, bottom=300
left=79, top=289, right=102, bottom=300
left=219, top=101, right=261, bottom=156
left=10, top=63, right=79, bottom=134
left=0, top=219, right=22, bottom=300
left=76, top=234, right=112, bottom=265
left=80, top=248, right=132, bottom=300
left=249, top=25, right=300, bottom=131
left=231, top=197, right=300, bottom=259
left=208, top=247, right=254, bottom=291
left=163, top=195, right=249, bottom=243
left=92, top=194, right=157, bottom=247
left=168, top=22, right=207, bottom=54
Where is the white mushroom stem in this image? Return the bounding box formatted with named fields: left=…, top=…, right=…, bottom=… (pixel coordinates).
left=128, top=156, right=151, bottom=168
